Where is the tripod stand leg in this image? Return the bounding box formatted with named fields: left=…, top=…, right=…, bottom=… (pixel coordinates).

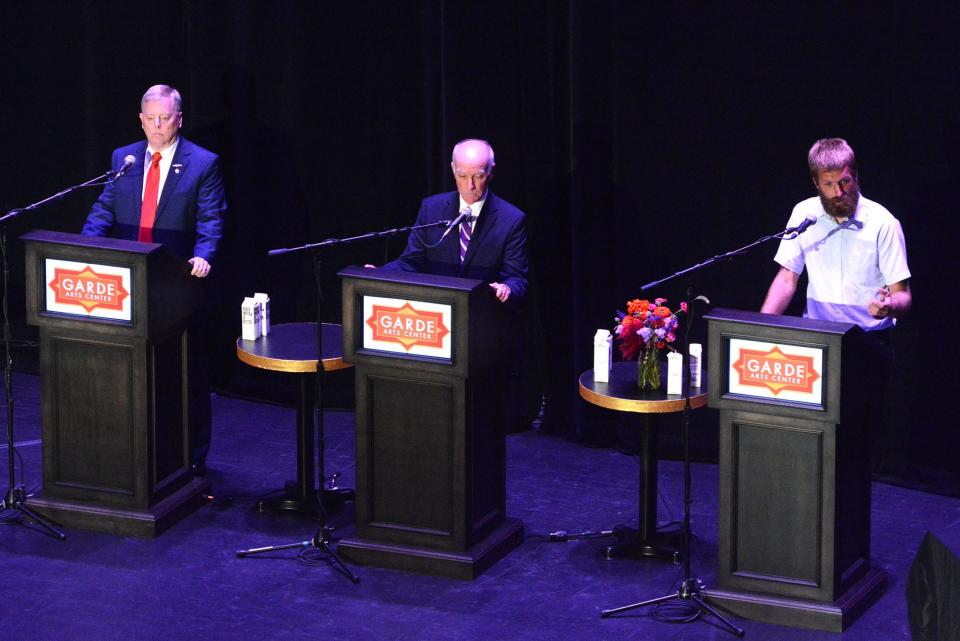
left=3, top=487, right=66, bottom=541
left=236, top=539, right=311, bottom=557
left=317, top=537, right=360, bottom=584
left=600, top=592, right=676, bottom=618
left=16, top=501, right=66, bottom=541
left=691, top=594, right=745, bottom=637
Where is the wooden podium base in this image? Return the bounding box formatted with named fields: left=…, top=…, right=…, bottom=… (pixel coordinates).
left=338, top=518, right=524, bottom=580
left=704, top=567, right=888, bottom=632
left=28, top=477, right=211, bottom=538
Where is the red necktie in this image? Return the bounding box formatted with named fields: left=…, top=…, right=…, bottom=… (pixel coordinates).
left=138, top=152, right=162, bottom=243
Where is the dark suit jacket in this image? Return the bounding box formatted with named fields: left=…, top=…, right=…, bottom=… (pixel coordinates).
left=82, top=137, right=226, bottom=262
left=383, top=191, right=528, bottom=300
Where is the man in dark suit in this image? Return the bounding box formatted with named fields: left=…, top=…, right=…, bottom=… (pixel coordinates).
left=83, top=84, right=227, bottom=475
left=83, top=84, right=225, bottom=275
left=383, top=139, right=527, bottom=303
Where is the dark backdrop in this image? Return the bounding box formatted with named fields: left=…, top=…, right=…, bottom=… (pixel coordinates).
left=2, top=2, right=957, bottom=491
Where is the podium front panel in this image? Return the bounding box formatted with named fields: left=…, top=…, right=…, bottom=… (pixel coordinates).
left=367, top=373, right=459, bottom=539
left=354, top=361, right=508, bottom=552
left=719, top=409, right=837, bottom=601
left=43, top=332, right=142, bottom=502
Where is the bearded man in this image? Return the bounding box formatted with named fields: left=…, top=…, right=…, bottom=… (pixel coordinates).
left=761, top=138, right=911, bottom=332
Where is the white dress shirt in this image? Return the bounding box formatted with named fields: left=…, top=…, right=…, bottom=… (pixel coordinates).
left=458, top=194, right=487, bottom=233
left=143, top=137, right=180, bottom=204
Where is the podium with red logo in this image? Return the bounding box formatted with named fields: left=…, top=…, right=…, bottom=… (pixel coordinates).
left=335, top=265, right=523, bottom=579
left=701, top=308, right=886, bottom=632
left=21, top=230, right=209, bottom=537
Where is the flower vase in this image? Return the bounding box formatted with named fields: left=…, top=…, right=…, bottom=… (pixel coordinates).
left=637, top=347, right=660, bottom=391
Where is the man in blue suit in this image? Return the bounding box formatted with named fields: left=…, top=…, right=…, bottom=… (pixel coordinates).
left=83, top=84, right=227, bottom=476
left=83, top=84, right=225, bottom=275
left=383, top=139, right=528, bottom=303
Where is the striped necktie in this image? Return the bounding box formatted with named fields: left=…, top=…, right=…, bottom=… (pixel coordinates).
left=459, top=207, right=472, bottom=263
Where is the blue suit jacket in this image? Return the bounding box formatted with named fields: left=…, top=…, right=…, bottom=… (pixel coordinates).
left=82, top=137, right=226, bottom=262
left=383, top=191, right=528, bottom=300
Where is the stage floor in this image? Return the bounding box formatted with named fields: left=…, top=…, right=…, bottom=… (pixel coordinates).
left=1, top=372, right=953, bottom=640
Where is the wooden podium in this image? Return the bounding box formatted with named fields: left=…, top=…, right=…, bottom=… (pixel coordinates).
left=702, top=308, right=887, bottom=632
left=335, top=265, right=523, bottom=579
left=21, top=230, right=210, bottom=537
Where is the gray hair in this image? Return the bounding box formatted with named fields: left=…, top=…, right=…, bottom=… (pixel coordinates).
left=808, top=138, right=857, bottom=179
left=141, top=84, right=182, bottom=112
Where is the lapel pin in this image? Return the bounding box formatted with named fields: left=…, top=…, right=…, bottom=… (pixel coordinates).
left=172, top=163, right=182, bottom=175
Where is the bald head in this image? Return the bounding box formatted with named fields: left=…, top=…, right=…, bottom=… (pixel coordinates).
left=452, top=139, right=495, bottom=170
left=451, top=139, right=495, bottom=205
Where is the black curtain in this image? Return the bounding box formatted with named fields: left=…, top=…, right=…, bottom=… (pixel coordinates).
left=3, top=1, right=957, bottom=491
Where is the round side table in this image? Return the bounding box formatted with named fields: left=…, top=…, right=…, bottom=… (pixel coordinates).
left=579, top=361, right=707, bottom=561
left=237, top=322, right=353, bottom=514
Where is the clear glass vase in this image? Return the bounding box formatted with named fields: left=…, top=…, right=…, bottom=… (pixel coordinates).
left=637, top=346, right=660, bottom=391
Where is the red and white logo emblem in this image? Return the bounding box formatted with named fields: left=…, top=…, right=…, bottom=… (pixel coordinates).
left=366, top=302, right=450, bottom=351
left=48, top=265, right=129, bottom=313
left=731, top=345, right=821, bottom=396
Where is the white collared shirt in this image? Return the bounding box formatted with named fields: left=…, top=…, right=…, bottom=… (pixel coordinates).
left=773, top=195, right=911, bottom=331
left=143, top=137, right=180, bottom=204
left=458, top=195, right=487, bottom=232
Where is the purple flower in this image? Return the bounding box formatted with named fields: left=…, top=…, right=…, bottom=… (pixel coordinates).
left=638, top=327, right=653, bottom=342
left=654, top=328, right=667, bottom=339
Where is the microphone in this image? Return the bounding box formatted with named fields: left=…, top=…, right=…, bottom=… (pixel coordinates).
left=113, top=155, right=137, bottom=179
left=785, top=214, right=817, bottom=236
left=439, top=206, right=473, bottom=242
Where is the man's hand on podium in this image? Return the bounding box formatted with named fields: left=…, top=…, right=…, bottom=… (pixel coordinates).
left=188, top=256, right=211, bottom=278
left=490, top=282, right=511, bottom=303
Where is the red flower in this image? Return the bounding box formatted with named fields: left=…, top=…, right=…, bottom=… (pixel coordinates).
left=617, top=315, right=644, bottom=361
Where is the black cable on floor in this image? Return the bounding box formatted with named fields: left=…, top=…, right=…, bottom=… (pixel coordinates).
left=650, top=600, right=702, bottom=623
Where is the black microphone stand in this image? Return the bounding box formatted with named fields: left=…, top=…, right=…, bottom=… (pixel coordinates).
left=235, top=219, right=451, bottom=583
left=600, top=224, right=807, bottom=635
left=0, top=166, right=125, bottom=540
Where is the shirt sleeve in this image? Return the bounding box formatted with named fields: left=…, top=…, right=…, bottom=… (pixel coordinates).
left=772, top=206, right=806, bottom=275
left=877, top=216, right=911, bottom=286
